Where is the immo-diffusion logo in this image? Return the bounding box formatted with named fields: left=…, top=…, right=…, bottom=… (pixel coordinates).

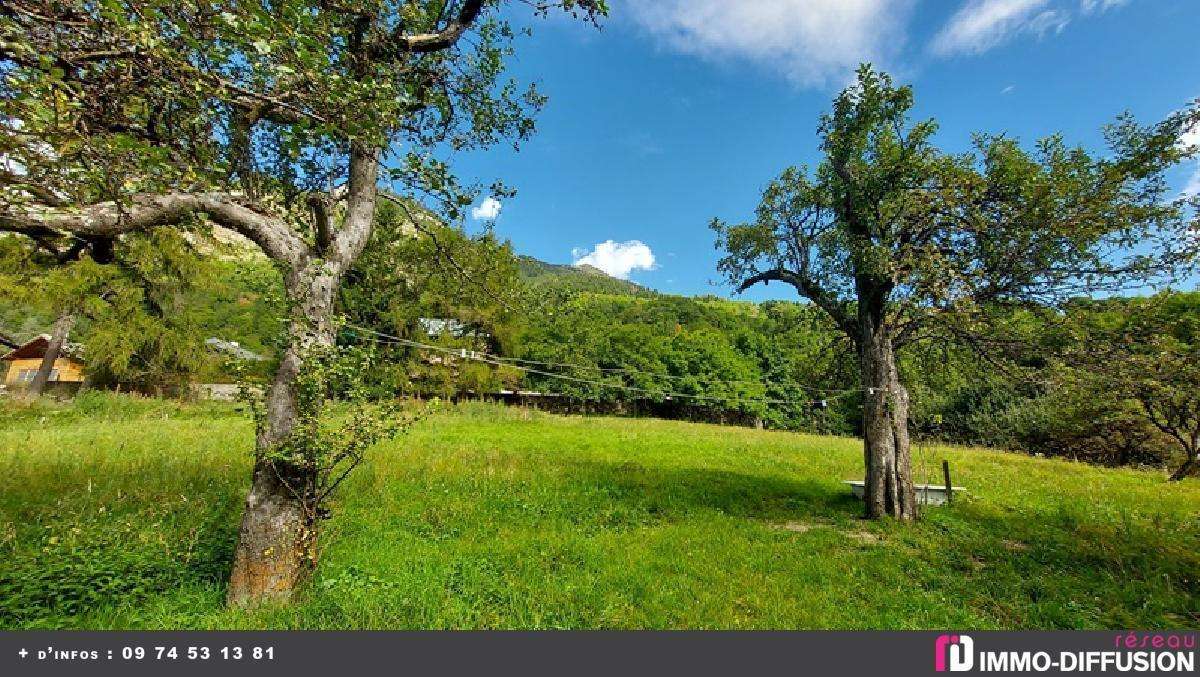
left=933, top=633, right=1196, bottom=673
left=935, top=634, right=974, bottom=672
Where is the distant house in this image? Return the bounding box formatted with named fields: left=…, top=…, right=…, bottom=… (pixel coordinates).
left=418, top=317, right=469, bottom=337
left=417, top=318, right=495, bottom=343
left=204, top=337, right=266, bottom=362
left=1, top=335, right=86, bottom=387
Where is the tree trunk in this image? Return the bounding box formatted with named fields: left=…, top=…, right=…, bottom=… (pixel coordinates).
left=1169, top=453, right=1198, bottom=481
left=225, top=143, right=378, bottom=605
left=225, top=263, right=339, bottom=605
left=859, top=319, right=917, bottom=520
left=26, top=310, right=75, bottom=398
left=224, top=140, right=378, bottom=606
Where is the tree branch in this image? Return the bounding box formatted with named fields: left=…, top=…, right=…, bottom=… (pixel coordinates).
left=1169, top=457, right=1197, bottom=481
left=327, top=143, right=380, bottom=268
left=0, top=168, right=69, bottom=207
left=0, top=192, right=309, bottom=267
left=307, top=186, right=346, bottom=256
left=735, top=268, right=802, bottom=294
left=737, top=268, right=857, bottom=339
left=367, top=0, right=484, bottom=60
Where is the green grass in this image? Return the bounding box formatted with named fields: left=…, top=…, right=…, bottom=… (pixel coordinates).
left=1, top=394, right=1197, bottom=629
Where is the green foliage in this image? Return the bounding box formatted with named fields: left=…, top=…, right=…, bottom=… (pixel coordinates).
left=0, top=237, right=56, bottom=336
left=338, top=196, right=525, bottom=395
left=2, top=1, right=607, bottom=238
left=894, top=292, right=1200, bottom=471
left=184, top=257, right=286, bottom=380
left=241, top=338, right=423, bottom=521
left=342, top=197, right=520, bottom=344
left=712, top=63, right=1198, bottom=353
left=1, top=0, right=611, bottom=393
left=0, top=226, right=250, bottom=390
left=1, top=401, right=1196, bottom=629
left=78, top=231, right=214, bottom=391
left=1047, top=293, right=1200, bottom=471
left=513, top=292, right=856, bottom=429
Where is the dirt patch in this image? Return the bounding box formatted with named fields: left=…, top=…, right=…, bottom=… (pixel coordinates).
left=768, top=520, right=889, bottom=545
left=772, top=521, right=818, bottom=533
left=1002, top=539, right=1030, bottom=552
left=847, top=530, right=884, bottom=545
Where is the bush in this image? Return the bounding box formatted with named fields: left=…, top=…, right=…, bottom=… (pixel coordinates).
left=1004, top=389, right=1175, bottom=467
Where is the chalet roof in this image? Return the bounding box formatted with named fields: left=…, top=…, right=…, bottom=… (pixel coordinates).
left=0, top=335, right=85, bottom=362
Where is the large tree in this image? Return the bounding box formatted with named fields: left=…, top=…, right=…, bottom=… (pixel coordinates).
left=0, top=0, right=605, bottom=603
left=713, top=66, right=1199, bottom=519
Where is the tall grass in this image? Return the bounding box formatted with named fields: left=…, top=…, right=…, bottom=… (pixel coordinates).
left=1, top=395, right=1196, bottom=629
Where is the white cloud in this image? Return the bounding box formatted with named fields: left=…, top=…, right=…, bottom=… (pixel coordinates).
left=1184, top=169, right=1200, bottom=198
left=1181, top=120, right=1200, bottom=150
left=1026, top=9, right=1071, bottom=37
left=624, top=0, right=915, bottom=87
left=470, top=197, right=502, bottom=220
left=1001, top=84, right=1016, bottom=94
left=572, top=240, right=657, bottom=279
left=932, top=0, right=1133, bottom=57
left=625, top=0, right=1134, bottom=82
left=1181, top=120, right=1200, bottom=197
left=931, top=0, right=1064, bottom=56
left=1080, top=0, right=1130, bottom=14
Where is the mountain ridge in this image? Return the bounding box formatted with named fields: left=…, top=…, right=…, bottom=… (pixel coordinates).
left=516, top=255, right=650, bottom=296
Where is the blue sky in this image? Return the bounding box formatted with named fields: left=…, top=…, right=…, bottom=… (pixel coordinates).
left=447, top=0, right=1200, bottom=300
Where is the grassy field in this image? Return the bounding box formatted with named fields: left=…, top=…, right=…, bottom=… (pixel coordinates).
left=0, top=394, right=1197, bottom=629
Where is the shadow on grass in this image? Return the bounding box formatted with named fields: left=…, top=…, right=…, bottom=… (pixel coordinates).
left=557, top=459, right=862, bottom=524
left=553, top=462, right=1199, bottom=626
left=896, top=501, right=1200, bottom=628
left=16, top=439, right=1197, bottom=630
left=518, top=458, right=1199, bottom=626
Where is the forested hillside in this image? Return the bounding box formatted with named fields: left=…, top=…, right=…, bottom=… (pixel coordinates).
left=517, top=256, right=647, bottom=296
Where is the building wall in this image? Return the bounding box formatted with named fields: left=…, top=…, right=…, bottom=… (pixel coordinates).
left=3, top=357, right=86, bottom=385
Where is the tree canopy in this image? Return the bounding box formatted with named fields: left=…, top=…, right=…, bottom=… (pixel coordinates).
left=713, top=65, right=1199, bottom=348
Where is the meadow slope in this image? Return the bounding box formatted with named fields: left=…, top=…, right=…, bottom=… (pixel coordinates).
left=0, top=396, right=1196, bottom=629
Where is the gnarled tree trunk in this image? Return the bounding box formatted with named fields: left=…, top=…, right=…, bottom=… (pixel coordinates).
left=26, top=310, right=75, bottom=398
left=226, top=143, right=379, bottom=606
left=859, top=311, right=917, bottom=520
left=226, top=262, right=340, bottom=605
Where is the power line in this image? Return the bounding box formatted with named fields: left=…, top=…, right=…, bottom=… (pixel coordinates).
left=345, top=322, right=861, bottom=397
left=483, top=352, right=860, bottom=396
left=352, top=328, right=795, bottom=406
left=343, top=322, right=857, bottom=409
